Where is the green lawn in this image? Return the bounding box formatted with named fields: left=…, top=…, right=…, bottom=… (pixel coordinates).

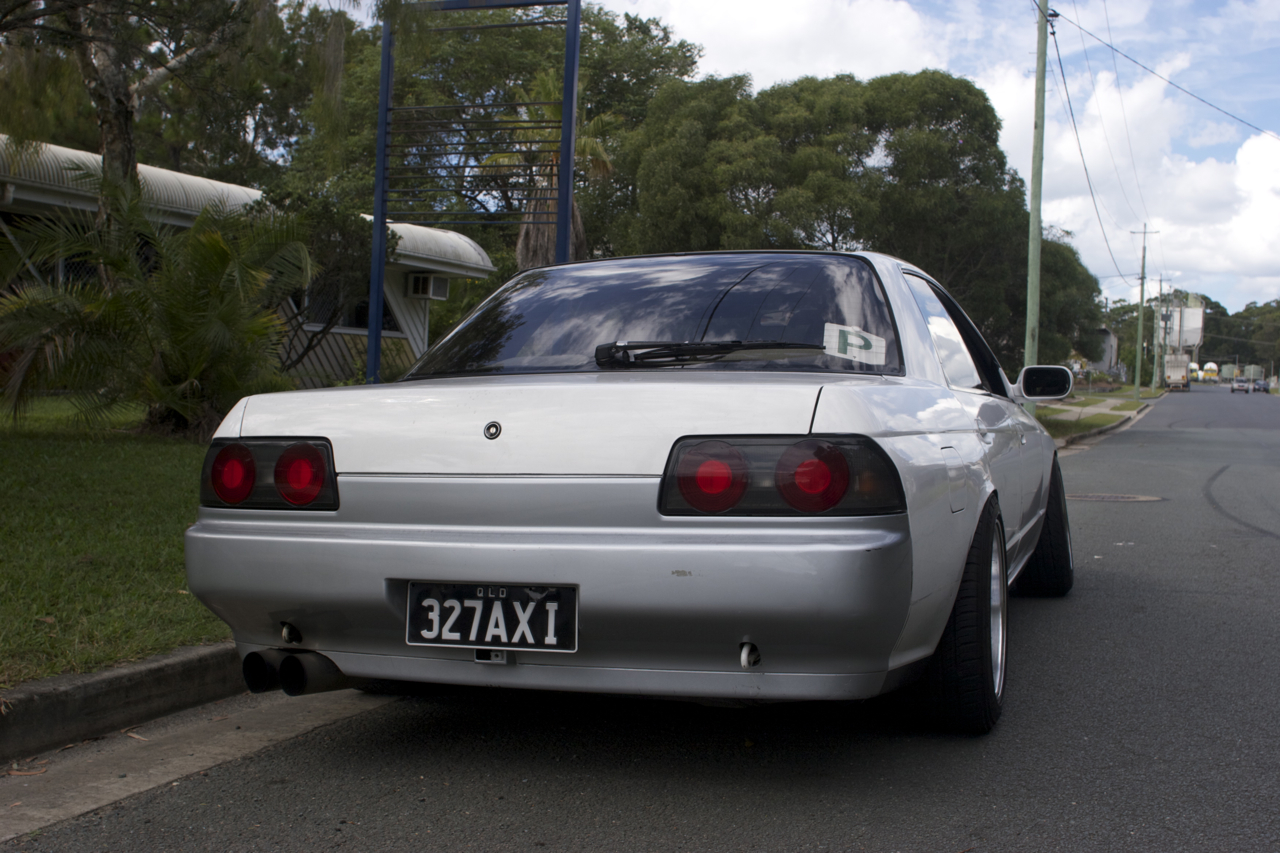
left=1094, top=385, right=1163, bottom=399
left=0, top=398, right=229, bottom=689
left=1037, top=411, right=1126, bottom=440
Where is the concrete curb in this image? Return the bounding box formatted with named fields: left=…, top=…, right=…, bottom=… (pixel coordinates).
left=0, top=643, right=242, bottom=764
left=1054, top=402, right=1151, bottom=448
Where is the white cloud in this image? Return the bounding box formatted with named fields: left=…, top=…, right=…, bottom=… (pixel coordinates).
left=1187, top=121, right=1242, bottom=147
left=599, top=0, right=943, bottom=88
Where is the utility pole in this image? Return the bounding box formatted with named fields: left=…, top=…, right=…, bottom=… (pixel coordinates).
left=1024, top=0, right=1051, bottom=376
left=1131, top=225, right=1157, bottom=401
left=1151, top=275, right=1163, bottom=392
left=1023, top=0, right=1052, bottom=413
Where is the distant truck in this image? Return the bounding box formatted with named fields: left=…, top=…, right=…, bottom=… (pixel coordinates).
left=1164, top=353, right=1191, bottom=391
left=1243, top=364, right=1265, bottom=381
left=1203, top=361, right=1219, bottom=382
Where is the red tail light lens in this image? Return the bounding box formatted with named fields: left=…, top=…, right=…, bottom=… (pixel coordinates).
left=677, top=441, right=749, bottom=512
left=659, top=435, right=903, bottom=517
left=211, top=444, right=256, bottom=504
left=275, top=443, right=326, bottom=505
left=776, top=440, right=850, bottom=512
left=202, top=438, right=338, bottom=510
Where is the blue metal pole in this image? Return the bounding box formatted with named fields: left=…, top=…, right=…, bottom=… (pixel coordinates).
left=554, top=0, right=581, bottom=265
left=366, top=20, right=395, bottom=384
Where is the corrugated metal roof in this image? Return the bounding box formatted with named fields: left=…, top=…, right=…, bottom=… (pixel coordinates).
left=356, top=215, right=494, bottom=277
left=1, top=136, right=495, bottom=278
left=0, top=135, right=261, bottom=225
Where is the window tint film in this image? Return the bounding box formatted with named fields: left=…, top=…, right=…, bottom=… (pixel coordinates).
left=405, top=255, right=903, bottom=378
left=903, top=273, right=985, bottom=390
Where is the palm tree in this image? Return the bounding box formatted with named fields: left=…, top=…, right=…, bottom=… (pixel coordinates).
left=0, top=180, right=312, bottom=436
left=486, top=70, right=617, bottom=270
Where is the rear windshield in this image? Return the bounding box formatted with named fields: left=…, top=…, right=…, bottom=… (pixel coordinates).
left=404, top=254, right=903, bottom=379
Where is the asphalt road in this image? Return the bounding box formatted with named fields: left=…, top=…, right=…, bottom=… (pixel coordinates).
left=9, top=385, right=1279, bottom=852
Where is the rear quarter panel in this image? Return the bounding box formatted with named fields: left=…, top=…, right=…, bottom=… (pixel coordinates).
left=810, top=380, right=986, bottom=669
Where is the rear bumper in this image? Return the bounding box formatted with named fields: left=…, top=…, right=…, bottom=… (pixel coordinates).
left=186, top=476, right=913, bottom=701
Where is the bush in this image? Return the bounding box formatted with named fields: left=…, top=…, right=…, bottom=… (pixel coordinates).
left=0, top=182, right=312, bottom=437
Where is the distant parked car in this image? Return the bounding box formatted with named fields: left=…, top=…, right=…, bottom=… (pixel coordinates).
left=1254, top=379, right=1268, bottom=394
left=1231, top=377, right=1250, bottom=393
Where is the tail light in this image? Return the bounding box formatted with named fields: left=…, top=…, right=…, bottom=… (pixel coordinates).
left=211, top=444, right=256, bottom=505
left=275, top=443, right=326, bottom=505
left=200, top=439, right=338, bottom=510
left=660, top=435, right=904, bottom=517
left=677, top=440, right=749, bottom=512
left=775, top=440, right=850, bottom=512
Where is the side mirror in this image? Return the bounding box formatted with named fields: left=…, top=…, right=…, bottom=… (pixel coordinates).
left=1015, top=365, right=1073, bottom=400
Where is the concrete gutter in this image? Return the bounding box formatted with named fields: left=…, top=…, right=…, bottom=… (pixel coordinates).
left=0, top=643, right=241, bottom=764
left=1054, top=402, right=1151, bottom=449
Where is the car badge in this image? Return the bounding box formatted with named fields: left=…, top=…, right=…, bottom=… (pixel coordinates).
left=484, top=421, right=502, bottom=440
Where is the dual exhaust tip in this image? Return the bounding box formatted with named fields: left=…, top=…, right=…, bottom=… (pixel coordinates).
left=243, top=648, right=354, bottom=696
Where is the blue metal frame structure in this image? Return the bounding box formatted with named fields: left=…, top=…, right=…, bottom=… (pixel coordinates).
left=365, top=0, right=582, bottom=383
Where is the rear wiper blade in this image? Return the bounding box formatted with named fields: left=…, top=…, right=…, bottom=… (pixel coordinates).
left=594, top=339, right=823, bottom=367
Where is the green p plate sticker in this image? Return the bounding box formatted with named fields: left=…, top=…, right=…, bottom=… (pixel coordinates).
left=823, top=323, right=886, bottom=365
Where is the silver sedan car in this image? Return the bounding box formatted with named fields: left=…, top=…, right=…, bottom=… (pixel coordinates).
left=186, top=251, right=1074, bottom=734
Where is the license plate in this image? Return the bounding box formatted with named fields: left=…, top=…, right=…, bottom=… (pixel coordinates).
left=405, top=582, right=578, bottom=653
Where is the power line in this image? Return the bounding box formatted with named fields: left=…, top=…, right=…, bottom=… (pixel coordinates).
left=1051, top=6, right=1280, bottom=145
left=1047, top=18, right=1131, bottom=283
left=1100, top=0, right=1151, bottom=223
left=1071, top=0, right=1139, bottom=222
left=1044, top=56, right=1128, bottom=234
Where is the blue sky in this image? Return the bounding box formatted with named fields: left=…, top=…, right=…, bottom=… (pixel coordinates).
left=596, top=0, right=1280, bottom=312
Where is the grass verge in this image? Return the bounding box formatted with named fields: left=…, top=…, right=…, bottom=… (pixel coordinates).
left=0, top=398, right=229, bottom=689
left=1037, top=411, right=1126, bottom=440
left=1094, top=385, right=1163, bottom=399
left=1062, top=396, right=1105, bottom=408
left=1112, top=400, right=1145, bottom=412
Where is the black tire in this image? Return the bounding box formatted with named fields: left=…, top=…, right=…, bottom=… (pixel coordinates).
left=1014, top=456, right=1074, bottom=597
left=924, top=498, right=1007, bottom=735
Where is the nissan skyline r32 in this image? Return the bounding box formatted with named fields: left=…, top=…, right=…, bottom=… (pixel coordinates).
left=186, top=251, right=1075, bottom=734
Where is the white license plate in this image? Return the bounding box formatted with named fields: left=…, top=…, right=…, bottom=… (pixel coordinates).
left=405, top=582, right=578, bottom=653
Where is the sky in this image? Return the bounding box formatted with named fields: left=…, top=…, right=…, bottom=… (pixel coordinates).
left=592, top=0, right=1280, bottom=313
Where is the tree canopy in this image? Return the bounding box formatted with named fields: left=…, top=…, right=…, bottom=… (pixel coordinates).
left=3, top=1, right=1117, bottom=377
left=601, top=71, right=1102, bottom=368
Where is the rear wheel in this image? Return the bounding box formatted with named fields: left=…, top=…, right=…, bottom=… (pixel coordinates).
left=1014, top=456, right=1074, bottom=597
left=924, top=498, right=1007, bottom=735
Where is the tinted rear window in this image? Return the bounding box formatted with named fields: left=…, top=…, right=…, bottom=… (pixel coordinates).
left=404, top=254, right=903, bottom=379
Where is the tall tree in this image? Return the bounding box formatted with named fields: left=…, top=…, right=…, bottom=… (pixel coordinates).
left=1, top=0, right=266, bottom=196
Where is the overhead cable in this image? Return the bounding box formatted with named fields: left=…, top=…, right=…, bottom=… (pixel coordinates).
left=1071, top=0, right=1140, bottom=223
left=1100, top=0, right=1151, bottom=222
left=1048, top=21, right=1131, bottom=283
left=1048, top=6, right=1280, bottom=145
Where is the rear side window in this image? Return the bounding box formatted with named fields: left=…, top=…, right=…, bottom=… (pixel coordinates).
left=903, top=273, right=986, bottom=391
left=405, top=254, right=904, bottom=378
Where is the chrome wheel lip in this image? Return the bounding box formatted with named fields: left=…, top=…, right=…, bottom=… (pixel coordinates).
left=989, top=524, right=1008, bottom=701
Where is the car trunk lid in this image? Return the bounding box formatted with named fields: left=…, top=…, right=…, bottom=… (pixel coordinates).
left=236, top=373, right=828, bottom=475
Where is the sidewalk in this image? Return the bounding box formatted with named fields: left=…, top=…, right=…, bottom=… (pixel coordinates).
left=1040, top=391, right=1161, bottom=424
left=1043, top=390, right=1162, bottom=448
